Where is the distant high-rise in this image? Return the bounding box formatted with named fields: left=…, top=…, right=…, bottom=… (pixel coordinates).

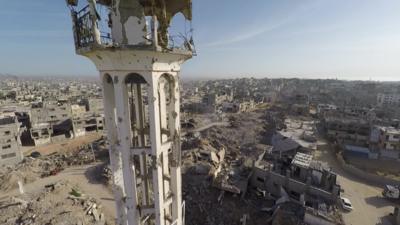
left=377, top=93, right=400, bottom=107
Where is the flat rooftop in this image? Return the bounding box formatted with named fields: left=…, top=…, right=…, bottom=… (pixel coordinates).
left=291, top=152, right=313, bottom=168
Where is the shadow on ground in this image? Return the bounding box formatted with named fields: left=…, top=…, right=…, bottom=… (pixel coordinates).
left=365, top=196, right=393, bottom=208
left=376, top=214, right=394, bottom=225
left=84, top=163, right=107, bottom=185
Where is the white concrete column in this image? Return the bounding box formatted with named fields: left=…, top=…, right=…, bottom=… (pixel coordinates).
left=147, top=72, right=166, bottom=225
left=158, top=78, right=172, bottom=223
left=114, top=74, right=140, bottom=225
left=88, top=0, right=101, bottom=45
left=102, top=73, right=127, bottom=225
left=169, top=73, right=183, bottom=225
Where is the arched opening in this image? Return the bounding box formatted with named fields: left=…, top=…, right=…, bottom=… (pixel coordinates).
left=103, top=73, right=113, bottom=84
left=167, top=12, right=194, bottom=51
left=158, top=73, right=177, bottom=143
left=125, top=73, right=150, bottom=147
left=124, top=73, right=154, bottom=211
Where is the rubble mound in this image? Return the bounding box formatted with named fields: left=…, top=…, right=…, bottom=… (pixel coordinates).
left=0, top=158, right=43, bottom=191
left=0, top=146, right=97, bottom=192
left=0, top=181, right=109, bottom=225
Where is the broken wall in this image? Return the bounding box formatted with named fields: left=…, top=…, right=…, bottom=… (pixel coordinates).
left=261, top=171, right=338, bottom=205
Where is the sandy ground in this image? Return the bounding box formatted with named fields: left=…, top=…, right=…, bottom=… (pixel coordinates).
left=315, top=143, right=397, bottom=225
left=0, top=163, right=117, bottom=224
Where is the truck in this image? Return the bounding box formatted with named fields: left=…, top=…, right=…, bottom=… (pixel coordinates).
left=382, top=185, right=400, bottom=199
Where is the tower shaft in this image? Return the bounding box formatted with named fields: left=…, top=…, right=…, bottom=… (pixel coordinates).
left=99, top=51, right=185, bottom=225
left=66, top=1, right=194, bottom=224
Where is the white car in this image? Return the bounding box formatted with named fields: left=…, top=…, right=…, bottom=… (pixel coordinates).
left=340, top=197, right=353, bottom=211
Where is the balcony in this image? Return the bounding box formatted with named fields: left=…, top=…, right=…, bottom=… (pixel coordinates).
left=71, top=4, right=112, bottom=49
left=68, top=2, right=195, bottom=55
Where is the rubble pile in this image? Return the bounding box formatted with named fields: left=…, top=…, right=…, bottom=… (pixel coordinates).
left=183, top=160, right=288, bottom=225
left=181, top=131, right=274, bottom=224
left=46, top=144, right=98, bottom=167
left=181, top=111, right=345, bottom=225
left=0, top=145, right=100, bottom=191
left=183, top=172, right=271, bottom=225
left=0, top=181, right=109, bottom=225
left=0, top=158, right=42, bottom=191
left=201, top=112, right=267, bottom=158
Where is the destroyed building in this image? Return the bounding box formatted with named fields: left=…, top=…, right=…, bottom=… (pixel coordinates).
left=321, top=106, right=377, bottom=122
left=219, top=100, right=256, bottom=113
left=0, top=76, right=106, bottom=148
left=370, top=126, right=400, bottom=160
left=268, top=118, right=317, bottom=164
left=29, top=101, right=104, bottom=146
left=71, top=104, right=87, bottom=137
left=29, top=102, right=72, bottom=145
left=0, top=115, right=23, bottom=165
left=323, top=117, right=370, bottom=147
left=71, top=103, right=104, bottom=138
left=251, top=152, right=341, bottom=206
left=271, top=201, right=341, bottom=225
left=87, top=98, right=104, bottom=114
left=202, top=91, right=233, bottom=111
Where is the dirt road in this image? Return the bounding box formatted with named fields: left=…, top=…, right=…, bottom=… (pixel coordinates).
left=315, top=143, right=396, bottom=225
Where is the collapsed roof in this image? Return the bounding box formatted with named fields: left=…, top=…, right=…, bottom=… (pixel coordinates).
left=86, top=0, right=192, bottom=47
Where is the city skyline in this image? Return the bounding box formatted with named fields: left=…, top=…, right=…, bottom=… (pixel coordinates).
left=1, top=0, right=400, bottom=81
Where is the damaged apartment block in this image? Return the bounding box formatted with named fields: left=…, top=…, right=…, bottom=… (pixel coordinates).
left=29, top=101, right=104, bottom=146
left=30, top=102, right=73, bottom=145
left=251, top=151, right=341, bottom=206
left=0, top=115, right=23, bottom=166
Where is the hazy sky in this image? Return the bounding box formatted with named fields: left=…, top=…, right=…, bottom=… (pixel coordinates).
left=1, top=0, right=400, bottom=81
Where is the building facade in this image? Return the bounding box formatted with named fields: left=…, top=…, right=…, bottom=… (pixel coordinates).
left=0, top=116, right=23, bottom=165
left=377, top=93, right=400, bottom=107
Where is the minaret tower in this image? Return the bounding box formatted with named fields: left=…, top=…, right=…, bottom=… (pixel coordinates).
left=66, top=1, right=194, bottom=225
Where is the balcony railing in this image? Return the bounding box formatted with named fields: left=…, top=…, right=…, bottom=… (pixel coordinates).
left=72, top=4, right=111, bottom=49
left=75, top=8, right=93, bottom=48
left=168, top=34, right=195, bottom=53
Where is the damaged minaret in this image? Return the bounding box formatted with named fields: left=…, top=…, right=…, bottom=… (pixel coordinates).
left=66, top=1, right=194, bottom=225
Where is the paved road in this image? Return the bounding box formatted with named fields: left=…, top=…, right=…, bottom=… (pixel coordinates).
left=315, top=144, right=397, bottom=225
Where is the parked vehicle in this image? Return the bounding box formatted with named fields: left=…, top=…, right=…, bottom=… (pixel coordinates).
left=340, top=197, right=353, bottom=211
